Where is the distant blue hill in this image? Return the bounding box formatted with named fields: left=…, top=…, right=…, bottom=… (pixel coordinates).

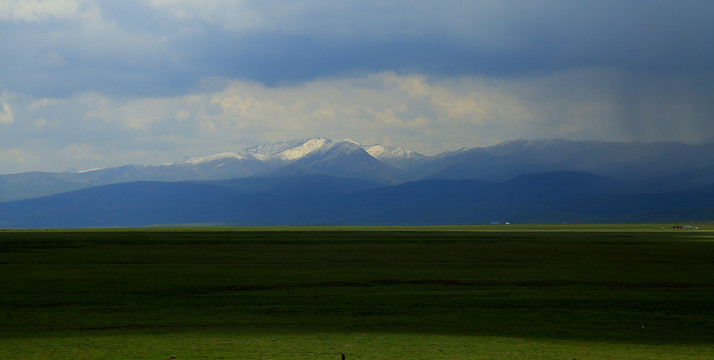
left=1, top=172, right=711, bottom=228
left=3, top=138, right=714, bottom=203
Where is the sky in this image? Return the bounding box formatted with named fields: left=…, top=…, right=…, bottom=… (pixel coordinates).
left=1, top=0, right=713, bottom=174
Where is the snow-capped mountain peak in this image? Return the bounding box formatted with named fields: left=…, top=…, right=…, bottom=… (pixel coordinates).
left=239, top=137, right=362, bottom=163
left=363, top=144, right=425, bottom=169
left=275, top=137, right=329, bottom=161
left=6, top=137, right=714, bottom=205
left=179, top=152, right=247, bottom=165
left=241, top=137, right=323, bottom=159
left=364, top=144, right=424, bottom=160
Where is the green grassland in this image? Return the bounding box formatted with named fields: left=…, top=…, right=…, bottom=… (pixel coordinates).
left=1, top=224, right=713, bottom=359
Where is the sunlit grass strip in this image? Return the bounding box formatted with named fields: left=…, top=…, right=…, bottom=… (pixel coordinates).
left=3, top=331, right=713, bottom=360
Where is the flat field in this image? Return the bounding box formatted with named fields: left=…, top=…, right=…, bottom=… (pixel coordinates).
left=1, top=224, right=713, bottom=359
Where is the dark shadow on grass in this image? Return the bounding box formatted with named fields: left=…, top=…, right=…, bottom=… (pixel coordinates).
left=1, top=228, right=713, bottom=345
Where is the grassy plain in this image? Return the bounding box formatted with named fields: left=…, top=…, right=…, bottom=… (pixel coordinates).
left=0, top=224, right=713, bottom=359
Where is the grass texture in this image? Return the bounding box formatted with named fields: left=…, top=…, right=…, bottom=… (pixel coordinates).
left=0, top=224, right=713, bottom=359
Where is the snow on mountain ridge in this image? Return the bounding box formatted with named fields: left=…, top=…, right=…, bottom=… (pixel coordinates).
left=275, top=138, right=329, bottom=161
left=241, top=138, right=315, bottom=157
left=364, top=145, right=424, bottom=160
left=179, top=152, right=247, bottom=165
left=238, top=137, right=364, bottom=163
left=171, top=138, right=416, bottom=169
left=75, top=138, right=417, bottom=175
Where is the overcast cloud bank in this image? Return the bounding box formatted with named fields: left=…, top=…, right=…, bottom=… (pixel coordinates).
left=1, top=0, right=712, bottom=173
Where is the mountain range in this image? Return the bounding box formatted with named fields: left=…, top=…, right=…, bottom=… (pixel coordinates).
left=1, top=137, right=713, bottom=228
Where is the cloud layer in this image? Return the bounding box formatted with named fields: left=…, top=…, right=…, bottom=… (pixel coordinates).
left=1, top=0, right=713, bottom=173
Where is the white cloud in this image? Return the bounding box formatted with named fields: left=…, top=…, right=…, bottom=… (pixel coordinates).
left=0, top=148, right=31, bottom=173
left=0, top=103, right=13, bottom=125
left=0, top=0, right=84, bottom=22
left=148, top=0, right=265, bottom=33
left=0, top=90, right=15, bottom=125
left=1, top=69, right=713, bottom=174
left=1, top=1, right=172, bottom=97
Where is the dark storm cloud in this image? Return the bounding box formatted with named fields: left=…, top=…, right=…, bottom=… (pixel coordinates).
left=153, top=0, right=714, bottom=79
left=1, top=0, right=713, bottom=174
left=2, top=1, right=712, bottom=97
